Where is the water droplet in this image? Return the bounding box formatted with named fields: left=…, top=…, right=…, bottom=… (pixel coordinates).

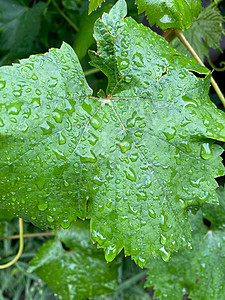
left=160, top=234, right=167, bottom=245
left=163, top=127, right=176, bottom=140
left=200, top=143, right=212, bottom=160
left=129, top=204, right=138, bottom=215
left=90, top=115, right=102, bottom=129
left=40, top=121, right=55, bottom=135
left=80, top=150, right=97, bottom=163
left=58, top=132, right=66, bottom=145
left=125, top=167, right=136, bottom=181
left=0, top=80, right=6, bottom=91
left=158, top=246, right=171, bottom=261
left=125, top=75, right=132, bottom=83
left=13, top=90, right=22, bottom=97
left=0, top=117, right=4, bottom=127
left=53, top=109, right=63, bottom=123
left=61, top=219, right=71, bottom=229
left=148, top=208, right=156, bottom=218
left=38, top=203, right=48, bottom=211
left=47, top=215, right=54, bottom=223
left=120, top=58, right=129, bottom=69
left=119, top=135, right=132, bottom=153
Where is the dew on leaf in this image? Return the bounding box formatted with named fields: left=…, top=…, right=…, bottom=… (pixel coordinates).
left=40, top=121, right=55, bottom=135
left=53, top=109, right=64, bottom=123
left=160, top=234, right=167, bottom=245
left=58, top=132, right=66, bottom=145
left=158, top=246, right=171, bottom=262
left=0, top=117, right=4, bottom=127
left=200, top=143, right=213, bottom=160
left=38, top=203, right=48, bottom=211
left=148, top=209, right=156, bottom=219
left=90, top=115, right=102, bottom=129
left=0, top=80, right=6, bottom=90
left=80, top=150, right=97, bottom=163
left=119, top=135, right=133, bottom=153
left=125, top=167, right=136, bottom=181
left=47, top=215, right=54, bottom=223
left=163, top=127, right=176, bottom=140
left=129, top=204, right=138, bottom=215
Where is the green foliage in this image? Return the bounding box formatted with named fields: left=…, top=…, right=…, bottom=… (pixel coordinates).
left=135, top=0, right=202, bottom=30
left=1, top=0, right=225, bottom=268
left=145, top=186, right=225, bottom=300
left=0, top=0, right=46, bottom=65
left=0, top=0, right=225, bottom=299
left=171, top=4, right=225, bottom=61
left=28, top=220, right=120, bottom=300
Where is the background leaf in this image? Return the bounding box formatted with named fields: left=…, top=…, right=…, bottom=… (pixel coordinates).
left=0, top=0, right=46, bottom=65
left=171, top=4, right=225, bottom=62
left=145, top=186, right=225, bottom=300
left=134, top=0, right=202, bottom=30
left=28, top=220, right=120, bottom=300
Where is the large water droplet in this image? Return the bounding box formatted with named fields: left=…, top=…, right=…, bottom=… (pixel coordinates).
left=119, top=135, right=132, bottom=153
left=200, top=143, right=212, bottom=160
left=125, top=167, right=136, bottom=181
left=158, top=246, right=171, bottom=262
left=38, top=203, right=48, bottom=211
left=91, top=115, right=102, bottom=129
left=47, top=215, right=54, bottom=223
left=0, top=80, right=6, bottom=91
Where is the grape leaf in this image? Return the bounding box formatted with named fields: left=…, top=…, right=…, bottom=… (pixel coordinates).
left=135, top=0, right=201, bottom=30
left=145, top=186, right=225, bottom=300
left=171, top=4, right=225, bottom=62
left=28, top=220, right=120, bottom=300
left=89, top=0, right=105, bottom=14
left=1, top=0, right=225, bottom=267
left=0, top=0, right=46, bottom=65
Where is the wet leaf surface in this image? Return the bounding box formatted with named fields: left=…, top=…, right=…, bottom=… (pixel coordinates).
left=1, top=0, right=225, bottom=266
left=135, top=0, right=201, bottom=30
left=145, top=186, right=225, bottom=300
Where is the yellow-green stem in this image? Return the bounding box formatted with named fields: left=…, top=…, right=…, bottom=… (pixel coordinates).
left=174, top=29, right=225, bottom=108
left=0, top=218, right=24, bottom=269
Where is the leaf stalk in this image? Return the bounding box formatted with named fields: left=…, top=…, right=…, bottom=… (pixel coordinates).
left=174, top=29, right=225, bottom=108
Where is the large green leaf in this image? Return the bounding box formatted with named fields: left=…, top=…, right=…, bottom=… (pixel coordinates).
left=171, top=4, right=225, bottom=62
left=1, top=0, right=225, bottom=267
left=145, top=186, right=225, bottom=300
left=0, top=0, right=46, bottom=65
left=135, top=0, right=202, bottom=30
left=28, top=220, right=120, bottom=300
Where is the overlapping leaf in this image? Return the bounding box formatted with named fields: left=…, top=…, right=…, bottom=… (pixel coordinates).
left=171, top=4, right=225, bottom=62
left=1, top=0, right=225, bottom=267
left=145, top=186, right=225, bottom=300
left=28, top=220, right=120, bottom=300
left=135, top=0, right=201, bottom=30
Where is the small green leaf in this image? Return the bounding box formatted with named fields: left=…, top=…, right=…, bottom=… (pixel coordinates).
left=28, top=220, right=120, bottom=300
left=145, top=186, right=225, bottom=300
left=171, top=4, right=225, bottom=61
left=135, top=0, right=202, bottom=30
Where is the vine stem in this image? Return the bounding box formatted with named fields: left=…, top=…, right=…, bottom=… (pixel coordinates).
left=174, top=29, right=225, bottom=108
left=0, top=218, right=24, bottom=269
